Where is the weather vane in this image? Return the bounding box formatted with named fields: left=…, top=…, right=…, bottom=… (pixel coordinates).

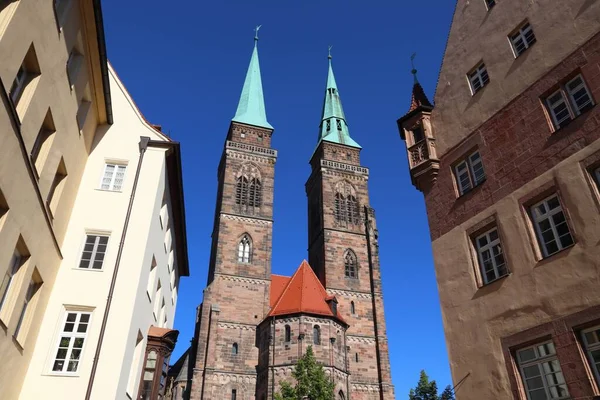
left=411, top=52, right=418, bottom=82
left=328, top=45, right=333, bottom=59
left=254, top=25, right=262, bottom=41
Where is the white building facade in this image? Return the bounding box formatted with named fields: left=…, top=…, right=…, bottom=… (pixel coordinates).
left=19, top=65, right=189, bottom=400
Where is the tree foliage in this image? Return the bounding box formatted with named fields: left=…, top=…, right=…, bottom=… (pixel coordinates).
left=274, top=346, right=335, bottom=400
left=408, top=370, right=454, bottom=400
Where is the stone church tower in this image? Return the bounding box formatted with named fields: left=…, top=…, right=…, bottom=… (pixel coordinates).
left=187, top=36, right=395, bottom=400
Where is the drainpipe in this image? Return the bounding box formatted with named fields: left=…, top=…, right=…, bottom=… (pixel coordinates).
left=85, top=137, right=150, bottom=400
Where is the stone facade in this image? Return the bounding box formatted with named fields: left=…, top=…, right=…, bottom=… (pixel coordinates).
left=398, top=1, right=600, bottom=399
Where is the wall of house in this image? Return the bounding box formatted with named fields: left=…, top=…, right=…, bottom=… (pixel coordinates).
left=19, top=67, right=181, bottom=399
left=0, top=1, right=106, bottom=398
left=425, top=1, right=600, bottom=399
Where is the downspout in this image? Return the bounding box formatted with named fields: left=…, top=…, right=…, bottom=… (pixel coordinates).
left=85, top=136, right=150, bottom=399
left=270, top=318, right=276, bottom=399
left=364, top=206, right=385, bottom=400
left=344, top=332, right=350, bottom=399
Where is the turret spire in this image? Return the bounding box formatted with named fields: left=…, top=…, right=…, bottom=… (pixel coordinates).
left=317, top=49, right=360, bottom=149
left=232, top=26, right=273, bottom=130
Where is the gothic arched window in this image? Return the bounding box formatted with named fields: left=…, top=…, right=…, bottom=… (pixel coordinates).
left=237, top=235, right=251, bottom=263
left=313, top=325, right=321, bottom=345
left=338, top=390, right=346, bottom=400
left=284, top=325, right=291, bottom=342
left=347, top=195, right=359, bottom=225
left=236, top=164, right=262, bottom=214
left=232, top=342, right=238, bottom=355
left=334, top=192, right=345, bottom=223
left=334, top=181, right=360, bottom=226
left=344, top=250, right=357, bottom=279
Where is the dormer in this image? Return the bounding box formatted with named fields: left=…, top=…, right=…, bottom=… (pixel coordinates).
left=397, top=77, right=438, bottom=193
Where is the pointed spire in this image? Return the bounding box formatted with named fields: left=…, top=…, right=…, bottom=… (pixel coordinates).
left=408, top=53, right=433, bottom=113
left=232, top=26, right=273, bottom=130
left=317, top=49, right=360, bottom=149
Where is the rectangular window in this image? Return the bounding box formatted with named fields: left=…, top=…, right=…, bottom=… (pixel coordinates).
left=66, top=48, right=83, bottom=87
left=530, top=194, right=574, bottom=257
left=484, top=0, right=496, bottom=10
left=14, top=270, right=43, bottom=342
left=52, top=311, right=91, bottom=373
left=581, top=326, right=600, bottom=386
left=79, top=234, right=109, bottom=269
left=0, top=250, right=22, bottom=315
left=468, top=62, right=489, bottom=94
left=100, top=163, right=127, bottom=191
left=454, top=151, right=486, bottom=195
left=47, top=158, right=67, bottom=218
left=545, top=74, right=594, bottom=130
left=516, top=341, right=569, bottom=400
left=475, top=227, right=508, bottom=284
left=510, top=22, right=536, bottom=57
left=231, top=389, right=237, bottom=400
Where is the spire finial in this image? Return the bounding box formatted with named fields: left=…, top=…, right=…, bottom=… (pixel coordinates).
left=254, top=25, right=262, bottom=42
left=328, top=45, right=333, bottom=60
left=411, top=52, right=418, bottom=84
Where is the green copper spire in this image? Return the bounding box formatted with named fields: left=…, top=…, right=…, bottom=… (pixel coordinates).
left=232, top=26, right=273, bottom=130
left=317, top=49, right=360, bottom=149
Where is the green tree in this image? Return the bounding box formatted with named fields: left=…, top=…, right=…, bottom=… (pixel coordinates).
left=274, top=346, right=335, bottom=400
left=408, top=370, right=454, bottom=400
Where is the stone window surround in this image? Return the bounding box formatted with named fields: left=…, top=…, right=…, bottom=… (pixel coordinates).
left=501, top=305, right=600, bottom=399
left=580, top=149, right=600, bottom=213
left=517, top=180, right=578, bottom=263
left=451, top=147, right=486, bottom=197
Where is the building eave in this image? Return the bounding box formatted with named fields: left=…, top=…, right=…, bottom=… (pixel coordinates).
left=91, top=0, right=113, bottom=124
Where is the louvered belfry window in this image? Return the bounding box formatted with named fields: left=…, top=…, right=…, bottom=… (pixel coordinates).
left=334, top=182, right=360, bottom=226
left=235, top=164, right=262, bottom=214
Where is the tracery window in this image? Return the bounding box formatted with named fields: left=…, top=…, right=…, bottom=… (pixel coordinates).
left=237, top=235, right=251, bottom=263
left=344, top=250, right=357, bottom=278
left=334, top=181, right=360, bottom=226
left=235, top=163, right=262, bottom=214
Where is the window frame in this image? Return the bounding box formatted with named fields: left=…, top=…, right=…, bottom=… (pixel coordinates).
left=467, top=62, right=490, bottom=95
left=454, top=150, right=486, bottom=196
left=78, top=234, right=110, bottom=270
left=530, top=194, right=574, bottom=258
left=509, top=21, right=536, bottom=58
left=515, top=341, right=570, bottom=400
left=545, top=74, right=595, bottom=130
left=594, top=166, right=600, bottom=188
left=475, top=227, right=509, bottom=284
left=50, top=310, right=92, bottom=375
left=0, top=250, right=22, bottom=316
left=99, top=163, right=127, bottom=192
left=344, top=249, right=358, bottom=279
left=237, top=235, right=251, bottom=263
left=581, top=325, right=600, bottom=386
left=284, top=325, right=291, bottom=343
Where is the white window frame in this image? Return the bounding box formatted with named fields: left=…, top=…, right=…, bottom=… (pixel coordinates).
left=99, top=163, right=127, bottom=191
left=530, top=195, right=574, bottom=258
left=10, top=63, right=28, bottom=105
left=516, top=341, right=570, bottom=400
left=238, top=236, right=251, bottom=263
left=454, top=151, right=486, bottom=195
left=475, top=227, right=508, bottom=284
left=546, top=74, right=594, bottom=130
left=581, top=326, right=600, bottom=386
left=509, top=22, right=536, bottom=57
left=50, top=310, right=92, bottom=374
left=78, top=234, right=110, bottom=270
left=467, top=63, right=489, bottom=94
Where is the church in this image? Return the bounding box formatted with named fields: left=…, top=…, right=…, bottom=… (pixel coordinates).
left=182, top=32, right=396, bottom=400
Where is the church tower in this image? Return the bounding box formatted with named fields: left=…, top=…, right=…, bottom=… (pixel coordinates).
left=189, top=32, right=277, bottom=400
left=306, top=54, right=396, bottom=399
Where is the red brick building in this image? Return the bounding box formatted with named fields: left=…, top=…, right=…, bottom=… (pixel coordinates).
left=186, top=37, right=395, bottom=399
left=398, top=1, right=600, bottom=399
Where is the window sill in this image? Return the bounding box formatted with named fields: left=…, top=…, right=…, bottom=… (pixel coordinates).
left=73, top=267, right=104, bottom=272
left=536, top=243, right=575, bottom=266
left=456, top=178, right=486, bottom=200
left=95, top=188, right=123, bottom=193
left=480, top=272, right=511, bottom=288
left=43, top=371, right=81, bottom=377
left=12, top=334, right=25, bottom=350
left=550, top=104, right=596, bottom=134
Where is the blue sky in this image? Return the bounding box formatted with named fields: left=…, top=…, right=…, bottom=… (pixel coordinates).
left=102, top=0, right=456, bottom=395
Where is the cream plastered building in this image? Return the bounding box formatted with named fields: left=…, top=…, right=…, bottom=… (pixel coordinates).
left=18, top=65, right=189, bottom=400
left=0, top=0, right=111, bottom=398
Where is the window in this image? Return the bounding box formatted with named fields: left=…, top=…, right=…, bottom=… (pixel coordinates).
left=475, top=227, right=508, bottom=284
left=31, top=109, right=56, bottom=177
left=326, top=120, right=331, bottom=131
left=100, top=163, right=127, bottom=191
left=594, top=166, right=600, bottom=188
left=235, top=175, right=262, bottom=213
left=231, top=389, right=237, bottom=400
left=484, top=0, right=496, bottom=10
left=0, top=188, right=8, bottom=224
left=468, top=63, right=489, bottom=94
left=516, top=341, right=569, bottom=400
left=140, top=350, right=157, bottom=399
left=9, top=44, right=41, bottom=114
left=237, top=235, right=251, bottom=263
left=77, top=98, right=92, bottom=131
left=350, top=301, right=356, bottom=315
left=54, top=0, right=71, bottom=28
left=0, top=250, right=22, bottom=315
left=66, top=48, right=83, bottom=87
left=127, top=331, right=144, bottom=397
left=14, top=270, right=43, bottom=342
left=47, top=158, right=67, bottom=218
left=454, top=151, right=486, bottom=195
left=510, top=22, right=536, bottom=57
left=530, top=194, right=574, bottom=257
left=284, top=325, right=291, bottom=342
left=52, top=311, right=91, bottom=373
left=355, top=353, right=359, bottom=362
left=344, top=250, right=357, bottom=278
left=10, top=63, right=28, bottom=105
left=338, top=390, right=346, bottom=400
left=335, top=192, right=360, bottom=226
left=313, top=325, right=321, bottom=345
left=153, top=281, right=162, bottom=320
left=232, top=342, right=238, bottom=355
left=249, top=178, right=261, bottom=207
left=79, top=234, right=109, bottom=269
left=147, top=256, right=157, bottom=299
left=581, top=326, right=600, bottom=386
left=545, top=74, right=594, bottom=129
left=159, top=298, right=166, bottom=327
left=336, top=119, right=342, bottom=131
left=412, top=126, right=424, bottom=144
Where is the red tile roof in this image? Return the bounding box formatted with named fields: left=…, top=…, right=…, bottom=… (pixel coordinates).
left=408, top=82, right=433, bottom=113
left=268, top=260, right=346, bottom=324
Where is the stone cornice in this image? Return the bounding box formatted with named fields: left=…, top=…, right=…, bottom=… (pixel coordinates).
left=320, top=159, right=369, bottom=176
left=221, top=213, right=273, bottom=225
left=226, top=140, right=277, bottom=159
left=327, top=288, right=373, bottom=299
